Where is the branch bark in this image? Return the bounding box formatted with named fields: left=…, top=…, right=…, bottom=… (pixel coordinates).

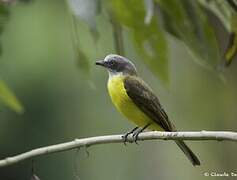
left=0, top=131, right=237, bottom=168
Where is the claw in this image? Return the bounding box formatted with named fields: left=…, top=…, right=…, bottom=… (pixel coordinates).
left=122, top=127, right=139, bottom=145
left=132, top=123, right=151, bottom=144
left=132, top=132, right=139, bottom=144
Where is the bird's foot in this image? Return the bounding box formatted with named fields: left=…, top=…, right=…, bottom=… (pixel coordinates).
left=132, top=123, right=151, bottom=144
left=132, top=130, right=140, bottom=144
left=122, top=127, right=139, bottom=145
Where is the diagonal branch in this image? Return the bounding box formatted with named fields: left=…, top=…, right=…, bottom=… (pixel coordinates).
left=0, top=131, right=237, bottom=168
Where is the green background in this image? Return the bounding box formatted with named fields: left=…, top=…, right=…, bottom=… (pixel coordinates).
left=0, top=0, right=237, bottom=180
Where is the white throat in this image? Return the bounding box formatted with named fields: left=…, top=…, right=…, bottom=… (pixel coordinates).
left=108, top=71, right=123, bottom=80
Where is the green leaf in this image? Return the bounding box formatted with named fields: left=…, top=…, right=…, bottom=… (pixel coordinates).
left=198, top=0, right=232, bottom=32
left=224, top=32, right=237, bottom=66
left=0, top=80, right=24, bottom=114
left=157, top=0, right=220, bottom=68
left=224, top=14, right=237, bottom=66
left=198, top=0, right=237, bottom=67
left=109, top=0, right=169, bottom=83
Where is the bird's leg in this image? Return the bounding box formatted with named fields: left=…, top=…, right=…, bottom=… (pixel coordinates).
left=132, top=124, right=151, bottom=144
left=122, top=127, right=139, bottom=145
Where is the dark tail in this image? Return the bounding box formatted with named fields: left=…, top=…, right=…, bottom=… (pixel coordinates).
left=175, top=140, right=201, bottom=166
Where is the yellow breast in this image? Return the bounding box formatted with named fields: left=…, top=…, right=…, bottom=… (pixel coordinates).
left=107, top=75, right=161, bottom=130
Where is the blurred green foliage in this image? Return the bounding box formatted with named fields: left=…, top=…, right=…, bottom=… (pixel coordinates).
left=1, top=0, right=237, bottom=112
left=0, top=4, right=9, bottom=55
left=66, top=0, right=235, bottom=78
left=0, top=0, right=237, bottom=180
left=109, top=0, right=168, bottom=82
left=198, top=0, right=237, bottom=66
left=0, top=4, right=24, bottom=113
left=0, top=79, right=23, bottom=113
left=157, top=0, right=220, bottom=68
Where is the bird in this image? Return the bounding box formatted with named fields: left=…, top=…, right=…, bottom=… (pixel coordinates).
left=95, top=54, right=200, bottom=166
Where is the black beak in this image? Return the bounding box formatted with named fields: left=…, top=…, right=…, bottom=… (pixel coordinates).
left=95, top=60, right=105, bottom=67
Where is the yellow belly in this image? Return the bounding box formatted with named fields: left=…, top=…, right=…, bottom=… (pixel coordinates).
left=107, top=75, right=162, bottom=130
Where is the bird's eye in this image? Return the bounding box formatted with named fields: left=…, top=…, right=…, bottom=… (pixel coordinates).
left=109, top=61, right=115, bottom=66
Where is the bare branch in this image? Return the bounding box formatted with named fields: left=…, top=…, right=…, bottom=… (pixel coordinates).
left=0, top=131, right=237, bottom=168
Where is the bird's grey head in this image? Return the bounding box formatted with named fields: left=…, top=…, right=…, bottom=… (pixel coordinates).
left=95, top=54, right=137, bottom=77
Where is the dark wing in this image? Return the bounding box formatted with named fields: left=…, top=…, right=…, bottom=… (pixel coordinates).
left=124, top=76, right=175, bottom=131
left=124, top=76, right=202, bottom=166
